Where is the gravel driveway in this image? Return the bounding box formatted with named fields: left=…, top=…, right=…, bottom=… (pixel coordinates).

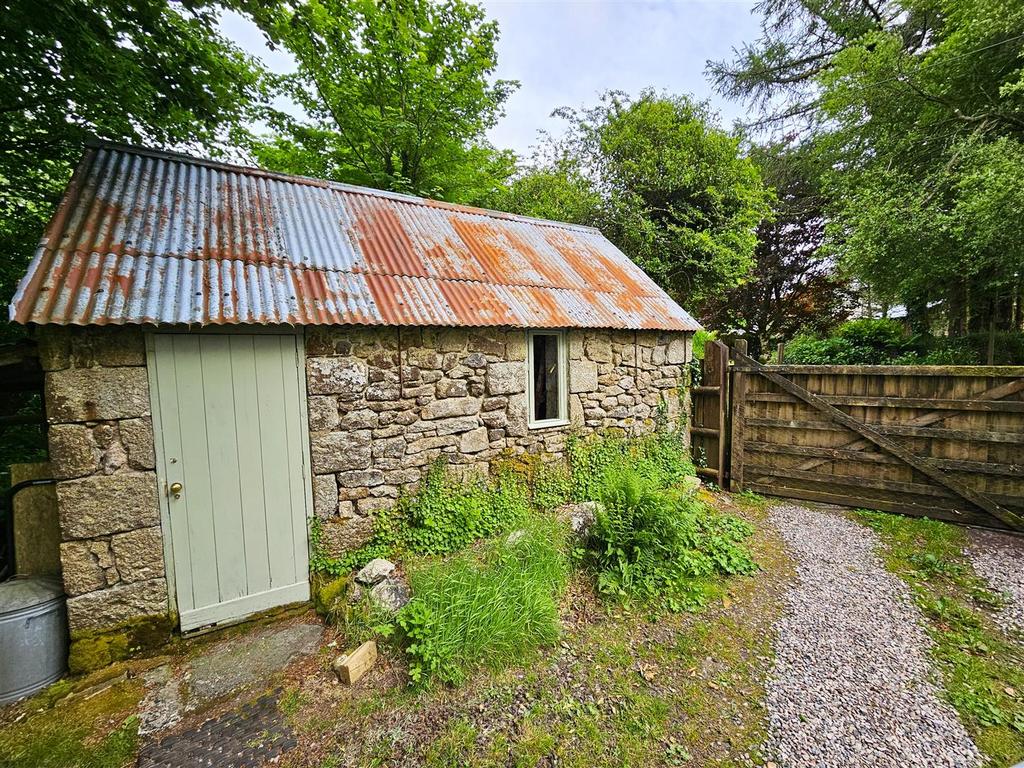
left=967, top=527, right=1024, bottom=636
left=765, top=504, right=981, bottom=768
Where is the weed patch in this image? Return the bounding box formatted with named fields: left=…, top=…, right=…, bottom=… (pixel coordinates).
left=402, top=464, right=531, bottom=555
left=311, top=461, right=531, bottom=574
left=566, top=428, right=693, bottom=504
left=393, top=515, right=569, bottom=686
left=859, top=510, right=1024, bottom=765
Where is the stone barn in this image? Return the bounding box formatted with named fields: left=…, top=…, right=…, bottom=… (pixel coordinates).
left=8, top=142, right=700, bottom=653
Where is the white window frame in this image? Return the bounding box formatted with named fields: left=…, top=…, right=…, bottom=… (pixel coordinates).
left=526, top=329, right=569, bottom=429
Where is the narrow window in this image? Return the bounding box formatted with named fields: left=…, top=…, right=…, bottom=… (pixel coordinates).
left=527, top=331, right=567, bottom=427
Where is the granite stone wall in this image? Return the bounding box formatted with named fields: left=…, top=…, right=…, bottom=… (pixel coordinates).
left=40, top=327, right=167, bottom=634
left=305, top=326, right=692, bottom=556
left=38, top=324, right=690, bottom=637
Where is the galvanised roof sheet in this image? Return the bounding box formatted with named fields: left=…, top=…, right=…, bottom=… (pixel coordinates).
left=9, top=143, right=701, bottom=331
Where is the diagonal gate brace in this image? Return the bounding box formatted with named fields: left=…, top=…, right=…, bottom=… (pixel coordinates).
left=730, top=349, right=1024, bottom=532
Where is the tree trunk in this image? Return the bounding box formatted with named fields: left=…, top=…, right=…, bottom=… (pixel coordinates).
left=947, top=280, right=967, bottom=336
left=905, top=293, right=930, bottom=336
left=746, top=335, right=763, bottom=361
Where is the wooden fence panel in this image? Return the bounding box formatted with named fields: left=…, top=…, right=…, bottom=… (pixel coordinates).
left=729, top=357, right=1024, bottom=530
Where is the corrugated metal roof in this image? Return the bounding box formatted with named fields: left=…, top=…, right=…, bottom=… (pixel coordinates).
left=10, top=143, right=701, bottom=331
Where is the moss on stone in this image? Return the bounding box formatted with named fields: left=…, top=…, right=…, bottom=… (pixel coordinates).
left=312, top=573, right=350, bottom=620
left=68, top=614, right=174, bottom=674
left=0, top=672, right=143, bottom=768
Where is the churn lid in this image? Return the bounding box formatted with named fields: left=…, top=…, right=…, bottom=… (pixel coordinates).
left=0, top=576, right=64, bottom=615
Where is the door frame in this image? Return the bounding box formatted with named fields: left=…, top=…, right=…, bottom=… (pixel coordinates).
left=145, top=326, right=314, bottom=629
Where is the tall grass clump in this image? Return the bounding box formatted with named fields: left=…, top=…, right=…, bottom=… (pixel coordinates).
left=395, top=515, right=568, bottom=686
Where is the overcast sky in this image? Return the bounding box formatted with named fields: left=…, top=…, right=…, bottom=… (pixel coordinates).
left=219, top=0, right=764, bottom=158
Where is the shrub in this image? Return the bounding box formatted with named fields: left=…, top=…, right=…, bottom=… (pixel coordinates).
left=786, top=318, right=912, bottom=365
left=585, top=471, right=755, bottom=606
left=784, top=320, right=1024, bottom=366
left=567, top=428, right=693, bottom=503
left=834, top=317, right=907, bottom=352
left=395, top=515, right=568, bottom=686
left=692, top=329, right=719, bottom=360
left=401, top=461, right=531, bottom=555
left=918, top=332, right=1024, bottom=366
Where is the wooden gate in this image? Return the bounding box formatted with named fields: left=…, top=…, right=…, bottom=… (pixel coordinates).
left=692, top=343, right=1024, bottom=531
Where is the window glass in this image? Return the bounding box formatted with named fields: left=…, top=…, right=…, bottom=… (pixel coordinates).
left=531, top=333, right=563, bottom=423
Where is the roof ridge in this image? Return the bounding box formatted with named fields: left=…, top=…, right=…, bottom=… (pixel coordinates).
left=84, top=140, right=603, bottom=235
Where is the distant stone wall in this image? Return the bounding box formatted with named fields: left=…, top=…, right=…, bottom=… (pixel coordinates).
left=40, top=327, right=166, bottom=635
left=305, top=326, right=691, bottom=556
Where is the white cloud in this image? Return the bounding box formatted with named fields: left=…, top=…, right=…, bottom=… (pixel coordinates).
left=481, top=0, right=763, bottom=155
left=218, top=0, right=763, bottom=157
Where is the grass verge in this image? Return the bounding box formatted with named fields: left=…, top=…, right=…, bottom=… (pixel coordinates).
left=858, top=510, right=1024, bottom=765
left=0, top=672, right=143, bottom=768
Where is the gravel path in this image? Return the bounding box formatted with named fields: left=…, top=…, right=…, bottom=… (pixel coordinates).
left=967, top=527, right=1024, bottom=635
left=765, top=504, right=981, bottom=768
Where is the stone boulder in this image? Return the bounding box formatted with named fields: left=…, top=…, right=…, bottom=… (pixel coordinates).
left=369, top=577, right=410, bottom=613
left=355, top=558, right=395, bottom=586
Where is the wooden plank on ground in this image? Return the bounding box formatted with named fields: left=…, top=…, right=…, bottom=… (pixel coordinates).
left=332, top=640, right=377, bottom=685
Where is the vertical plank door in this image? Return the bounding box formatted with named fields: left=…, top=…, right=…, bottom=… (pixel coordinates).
left=150, top=334, right=311, bottom=631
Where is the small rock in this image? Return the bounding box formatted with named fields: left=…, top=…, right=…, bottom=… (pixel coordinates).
left=369, top=577, right=410, bottom=613
left=507, top=529, right=528, bottom=545
left=554, top=501, right=601, bottom=536
left=355, top=558, right=395, bottom=586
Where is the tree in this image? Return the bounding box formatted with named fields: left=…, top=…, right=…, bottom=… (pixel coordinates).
left=0, top=0, right=267, bottom=322
left=245, top=0, right=518, bottom=203
left=481, top=160, right=605, bottom=229
left=0, top=0, right=267, bottom=473
left=710, top=0, right=1024, bottom=334
left=494, top=91, right=773, bottom=317
left=702, top=142, right=851, bottom=359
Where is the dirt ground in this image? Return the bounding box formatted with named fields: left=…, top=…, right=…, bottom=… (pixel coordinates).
left=0, top=491, right=791, bottom=768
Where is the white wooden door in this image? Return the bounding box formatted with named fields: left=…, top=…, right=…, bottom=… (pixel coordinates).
left=150, top=333, right=311, bottom=631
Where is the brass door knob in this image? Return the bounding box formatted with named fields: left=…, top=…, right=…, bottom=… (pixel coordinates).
left=169, top=482, right=183, bottom=498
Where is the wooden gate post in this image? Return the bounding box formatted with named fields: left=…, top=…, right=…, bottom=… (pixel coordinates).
left=730, top=340, right=747, bottom=492
left=690, top=340, right=730, bottom=487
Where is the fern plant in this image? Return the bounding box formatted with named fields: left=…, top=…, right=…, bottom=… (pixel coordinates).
left=586, top=471, right=755, bottom=605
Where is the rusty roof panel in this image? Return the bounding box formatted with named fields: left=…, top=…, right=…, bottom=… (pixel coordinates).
left=10, top=143, right=701, bottom=331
